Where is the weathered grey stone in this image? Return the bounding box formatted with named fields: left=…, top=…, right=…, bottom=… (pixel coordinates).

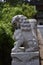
left=11, top=15, right=39, bottom=65
left=11, top=52, right=39, bottom=65
left=12, top=47, right=25, bottom=53
left=11, top=59, right=39, bottom=65
left=11, top=16, right=38, bottom=52
left=11, top=52, right=39, bottom=60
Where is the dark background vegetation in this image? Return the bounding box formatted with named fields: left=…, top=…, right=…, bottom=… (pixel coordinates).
left=0, top=0, right=37, bottom=65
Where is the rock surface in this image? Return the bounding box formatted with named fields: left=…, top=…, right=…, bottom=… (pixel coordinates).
left=11, top=52, right=39, bottom=65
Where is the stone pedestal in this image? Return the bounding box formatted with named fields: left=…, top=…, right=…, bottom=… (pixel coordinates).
left=11, top=52, right=39, bottom=65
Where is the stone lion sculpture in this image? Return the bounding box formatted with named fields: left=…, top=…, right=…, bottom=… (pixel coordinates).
left=11, top=15, right=38, bottom=52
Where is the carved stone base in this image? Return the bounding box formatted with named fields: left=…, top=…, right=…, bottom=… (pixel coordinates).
left=11, top=52, right=39, bottom=65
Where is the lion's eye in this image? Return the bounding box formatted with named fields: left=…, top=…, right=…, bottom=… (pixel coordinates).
left=14, top=23, right=17, bottom=26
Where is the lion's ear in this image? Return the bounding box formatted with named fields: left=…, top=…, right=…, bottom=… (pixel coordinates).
left=15, top=16, right=20, bottom=22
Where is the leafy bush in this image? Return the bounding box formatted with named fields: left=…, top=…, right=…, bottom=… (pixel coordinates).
left=0, top=27, right=14, bottom=65
left=22, top=4, right=37, bottom=18
left=6, top=0, right=24, bottom=5
left=0, top=2, right=37, bottom=65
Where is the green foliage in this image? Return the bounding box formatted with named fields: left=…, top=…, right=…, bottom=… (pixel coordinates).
left=0, top=3, right=37, bottom=21
left=6, top=0, right=24, bottom=5
left=0, top=2, right=37, bottom=65
left=0, top=27, right=14, bottom=65
left=22, top=4, right=37, bottom=18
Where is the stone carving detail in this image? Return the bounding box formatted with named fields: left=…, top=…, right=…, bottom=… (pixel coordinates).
left=11, top=15, right=38, bottom=52
left=11, top=15, right=39, bottom=65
